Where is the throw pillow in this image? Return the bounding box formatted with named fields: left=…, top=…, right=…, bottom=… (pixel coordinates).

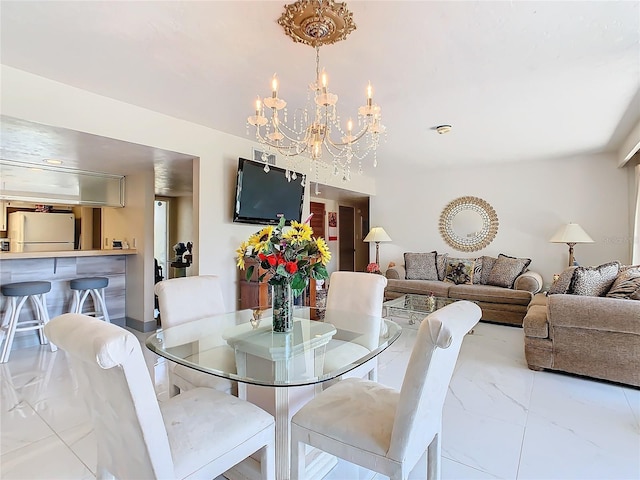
left=404, top=252, right=438, bottom=280
left=606, top=268, right=640, bottom=299
left=473, top=257, right=483, bottom=282
left=486, top=254, right=531, bottom=288
left=548, top=266, right=577, bottom=295
left=444, top=258, right=475, bottom=285
left=568, top=261, right=620, bottom=297
left=436, top=253, right=449, bottom=281
left=479, top=256, right=497, bottom=285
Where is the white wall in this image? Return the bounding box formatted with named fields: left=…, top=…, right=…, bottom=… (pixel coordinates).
left=373, top=154, right=631, bottom=288
left=1, top=66, right=377, bottom=323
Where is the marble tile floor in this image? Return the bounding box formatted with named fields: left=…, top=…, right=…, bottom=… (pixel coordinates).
left=1, top=321, right=639, bottom=480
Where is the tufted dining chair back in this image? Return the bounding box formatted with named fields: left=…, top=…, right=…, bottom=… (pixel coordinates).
left=322, top=271, right=388, bottom=383
left=155, top=275, right=226, bottom=328
left=291, top=300, right=481, bottom=480
left=44, top=313, right=275, bottom=480
left=154, top=275, right=237, bottom=397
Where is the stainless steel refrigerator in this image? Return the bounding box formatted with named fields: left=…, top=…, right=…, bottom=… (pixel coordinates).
left=8, top=212, right=75, bottom=252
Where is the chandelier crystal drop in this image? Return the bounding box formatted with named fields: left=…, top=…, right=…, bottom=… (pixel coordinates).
left=247, top=0, right=386, bottom=185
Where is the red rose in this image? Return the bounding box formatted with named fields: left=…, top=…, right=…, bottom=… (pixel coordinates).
left=285, top=261, right=298, bottom=274
left=266, top=255, right=277, bottom=266
left=258, top=253, right=267, bottom=261
left=277, top=256, right=286, bottom=265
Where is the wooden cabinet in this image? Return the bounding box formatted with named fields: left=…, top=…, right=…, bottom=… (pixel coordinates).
left=238, top=259, right=320, bottom=310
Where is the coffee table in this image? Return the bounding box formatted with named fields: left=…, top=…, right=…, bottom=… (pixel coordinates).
left=383, top=294, right=472, bottom=326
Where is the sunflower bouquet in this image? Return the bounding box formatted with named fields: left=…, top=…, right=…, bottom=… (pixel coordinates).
left=236, top=216, right=331, bottom=296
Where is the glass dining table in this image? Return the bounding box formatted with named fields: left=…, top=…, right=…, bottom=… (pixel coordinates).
left=146, top=306, right=402, bottom=480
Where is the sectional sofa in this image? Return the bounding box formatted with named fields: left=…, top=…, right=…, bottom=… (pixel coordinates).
left=523, top=263, right=640, bottom=386
left=384, top=252, right=543, bottom=326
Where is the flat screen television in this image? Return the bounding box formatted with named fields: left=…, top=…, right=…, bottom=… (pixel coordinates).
left=233, top=157, right=305, bottom=225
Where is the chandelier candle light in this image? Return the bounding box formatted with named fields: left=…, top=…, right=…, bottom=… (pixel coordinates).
left=247, top=0, right=385, bottom=185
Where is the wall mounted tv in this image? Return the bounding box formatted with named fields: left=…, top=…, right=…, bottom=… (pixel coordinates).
left=233, top=157, right=305, bottom=226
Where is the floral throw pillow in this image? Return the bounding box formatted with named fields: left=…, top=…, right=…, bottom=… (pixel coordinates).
left=568, top=261, right=620, bottom=297
left=444, top=258, right=475, bottom=285
left=486, top=254, right=531, bottom=288
left=404, top=252, right=438, bottom=280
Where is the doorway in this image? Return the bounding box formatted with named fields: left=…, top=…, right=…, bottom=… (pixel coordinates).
left=338, top=205, right=355, bottom=271
left=154, top=200, right=169, bottom=282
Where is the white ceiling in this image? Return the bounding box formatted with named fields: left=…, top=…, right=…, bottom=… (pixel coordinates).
left=1, top=1, right=639, bottom=195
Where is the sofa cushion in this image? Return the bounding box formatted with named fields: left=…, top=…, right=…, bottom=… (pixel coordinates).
left=486, top=254, right=531, bottom=288
left=436, top=253, right=448, bottom=281
left=606, top=268, right=640, bottom=299
left=448, top=284, right=532, bottom=306
left=385, top=279, right=451, bottom=298
left=568, top=261, right=619, bottom=297
left=479, top=256, right=497, bottom=285
left=523, top=305, right=549, bottom=338
left=444, top=258, right=475, bottom=285
left=548, top=266, right=577, bottom=295
left=404, top=252, right=438, bottom=280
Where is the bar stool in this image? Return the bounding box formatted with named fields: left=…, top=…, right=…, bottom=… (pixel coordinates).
left=70, top=277, right=110, bottom=323
left=0, top=281, right=57, bottom=363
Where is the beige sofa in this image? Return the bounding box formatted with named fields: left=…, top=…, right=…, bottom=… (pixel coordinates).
left=523, top=293, right=640, bottom=387
left=385, top=263, right=542, bottom=326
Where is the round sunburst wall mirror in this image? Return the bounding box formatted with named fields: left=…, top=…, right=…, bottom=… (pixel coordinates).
left=439, top=196, right=499, bottom=252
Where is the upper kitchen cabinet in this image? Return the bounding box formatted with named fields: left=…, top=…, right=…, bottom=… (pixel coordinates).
left=0, top=160, right=125, bottom=207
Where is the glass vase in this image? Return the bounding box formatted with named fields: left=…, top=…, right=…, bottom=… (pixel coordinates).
left=271, top=282, right=293, bottom=333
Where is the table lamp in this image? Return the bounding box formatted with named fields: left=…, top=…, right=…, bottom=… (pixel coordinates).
left=549, top=223, right=594, bottom=267
left=364, top=227, right=392, bottom=266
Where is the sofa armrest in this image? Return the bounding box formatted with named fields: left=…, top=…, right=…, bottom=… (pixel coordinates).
left=548, top=294, right=640, bottom=334
left=514, top=270, right=543, bottom=294
left=385, top=265, right=405, bottom=280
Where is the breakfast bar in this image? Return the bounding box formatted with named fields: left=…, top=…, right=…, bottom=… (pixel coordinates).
left=0, top=249, right=136, bottom=327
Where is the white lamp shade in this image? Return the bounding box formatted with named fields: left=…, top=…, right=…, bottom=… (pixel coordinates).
left=364, top=227, right=392, bottom=243
left=549, top=223, right=594, bottom=244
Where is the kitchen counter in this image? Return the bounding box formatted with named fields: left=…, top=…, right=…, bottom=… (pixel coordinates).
left=1, top=251, right=136, bottom=338
left=0, top=249, right=137, bottom=260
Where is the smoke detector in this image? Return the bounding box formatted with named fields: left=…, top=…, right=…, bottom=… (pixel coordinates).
left=435, top=125, right=452, bottom=134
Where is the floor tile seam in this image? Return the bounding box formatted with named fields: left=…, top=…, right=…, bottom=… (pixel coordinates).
left=0, top=427, right=59, bottom=459
left=443, top=400, right=529, bottom=428
left=621, top=388, right=640, bottom=428
left=440, top=454, right=499, bottom=478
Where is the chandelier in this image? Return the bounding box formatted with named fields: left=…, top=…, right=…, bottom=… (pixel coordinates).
left=247, top=0, right=385, bottom=185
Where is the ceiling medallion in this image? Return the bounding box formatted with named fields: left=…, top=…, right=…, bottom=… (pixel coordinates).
left=278, top=0, right=356, bottom=47
left=247, top=0, right=385, bottom=188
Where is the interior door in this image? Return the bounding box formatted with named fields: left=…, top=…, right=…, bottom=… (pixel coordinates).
left=338, top=205, right=355, bottom=271
left=309, top=202, right=326, bottom=238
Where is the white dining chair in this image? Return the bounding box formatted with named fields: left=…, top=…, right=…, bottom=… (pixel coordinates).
left=291, top=300, right=481, bottom=480
left=155, top=275, right=237, bottom=397
left=322, top=271, right=387, bottom=382
left=44, top=313, right=275, bottom=480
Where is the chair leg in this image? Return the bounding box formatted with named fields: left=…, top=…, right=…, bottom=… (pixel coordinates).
left=93, top=288, right=111, bottom=323
left=33, top=293, right=56, bottom=352
left=427, top=431, right=441, bottom=480
left=0, top=297, right=27, bottom=363
left=259, top=443, right=275, bottom=480
left=71, top=290, right=81, bottom=315
left=30, top=295, right=46, bottom=345
left=290, top=438, right=305, bottom=480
